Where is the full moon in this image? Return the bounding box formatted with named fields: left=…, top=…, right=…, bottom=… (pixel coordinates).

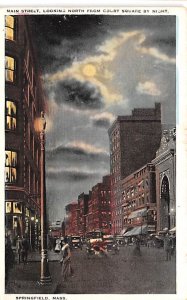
left=82, top=64, right=96, bottom=77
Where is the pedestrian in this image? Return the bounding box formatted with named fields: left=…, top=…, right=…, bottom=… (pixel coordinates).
left=21, top=235, right=29, bottom=264
left=164, top=232, right=172, bottom=261
left=16, top=235, right=22, bottom=264
left=133, top=237, right=141, bottom=256
left=55, top=238, right=61, bottom=253
left=5, top=236, right=15, bottom=286
left=60, top=236, right=73, bottom=282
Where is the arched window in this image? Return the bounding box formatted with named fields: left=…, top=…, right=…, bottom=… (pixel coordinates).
left=160, top=176, right=170, bottom=229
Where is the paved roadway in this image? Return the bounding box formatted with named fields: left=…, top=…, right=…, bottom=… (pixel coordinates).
left=54, top=245, right=176, bottom=294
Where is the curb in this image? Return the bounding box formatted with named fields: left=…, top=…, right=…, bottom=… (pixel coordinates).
left=6, top=279, right=58, bottom=294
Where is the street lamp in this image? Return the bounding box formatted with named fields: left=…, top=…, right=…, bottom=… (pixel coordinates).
left=40, top=111, right=52, bottom=285
left=30, top=216, right=35, bottom=250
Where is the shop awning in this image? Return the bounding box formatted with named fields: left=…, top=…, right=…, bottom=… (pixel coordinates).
left=128, top=208, right=147, bottom=219
left=120, top=228, right=128, bottom=235
left=169, top=227, right=176, bottom=233
left=124, top=225, right=148, bottom=237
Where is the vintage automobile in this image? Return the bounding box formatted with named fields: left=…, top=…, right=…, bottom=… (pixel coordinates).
left=115, top=235, right=125, bottom=246
left=102, top=235, right=115, bottom=251
left=86, top=240, right=107, bottom=258
left=70, top=236, right=82, bottom=249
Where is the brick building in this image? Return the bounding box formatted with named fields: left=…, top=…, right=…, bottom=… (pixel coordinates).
left=87, top=175, right=111, bottom=234
left=65, top=202, right=78, bottom=236
left=77, top=193, right=90, bottom=236
left=152, top=128, right=176, bottom=231
left=121, top=163, right=157, bottom=236
left=5, top=16, right=45, bottom=246
left=108, top=103, right=161, bottom=234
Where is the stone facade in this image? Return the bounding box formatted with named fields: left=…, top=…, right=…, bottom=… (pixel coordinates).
left=5, top=16, right=45, bottom=246
left=152, top=128, right=176, bottom=231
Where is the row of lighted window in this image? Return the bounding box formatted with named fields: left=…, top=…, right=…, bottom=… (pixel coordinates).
left=5, top=149, right=40, bottom=186
left=111, top=142, right=120, bottom=152
left=5, top=99, right=17, bottom=131
left=6, top=201, right=22, bottom=214
left=5, top=54, right=36, bottom=95
left=111, top=153, right=120, bottom=163
left=113, top=219, right=122, bottom=227
left=111, top=164, right=120, bottom=174
left=112, top=175, right=121, bottom=184
left=5, top=16, right=16, bottom=41
left=5, top=150, right=17, bottom=183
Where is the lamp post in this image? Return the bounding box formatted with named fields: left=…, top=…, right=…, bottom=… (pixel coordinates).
left=30, top=216, right=35, bottom=250
left=40, top=111, right=52, bottom=285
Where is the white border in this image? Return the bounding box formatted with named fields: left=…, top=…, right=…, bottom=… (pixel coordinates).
left=0, top=3, right=187, bottom=300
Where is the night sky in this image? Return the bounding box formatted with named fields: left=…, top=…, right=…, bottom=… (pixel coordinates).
left=29, top=15, right=176, bottom=222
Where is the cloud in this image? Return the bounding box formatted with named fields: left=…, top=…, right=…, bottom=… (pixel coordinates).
left=136, top=33, right=176, bottom=64
left=54, top=79, right=104, bottom=110
left=45, top=31, right=141, bottom=106
left=47, top=167, right=98, bottom=182
left=46, top=141, right=109, bottom=161
left=91, top=112, right=115, bottom=128
left=136, top=81, right=161, bottom=96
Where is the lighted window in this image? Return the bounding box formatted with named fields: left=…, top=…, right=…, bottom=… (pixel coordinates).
left=5, top=56, right=16, bottom=82
left=25, top=207, right=30, bottom=217
left=5, top=100, right=17, bottom=130
left=6, top=202, right=12, bottom=213
left=5, top=16, right=15, bottom=41
left=5, top=150, right=17, bottom=183
left=13, top=202, right=22, bottom=214
left=13, top=216, right=18, bottom=228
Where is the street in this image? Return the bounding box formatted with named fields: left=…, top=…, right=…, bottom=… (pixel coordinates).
left=55, top=245, right=175, bottom=294
left=6, top=245, right=176, bottom=294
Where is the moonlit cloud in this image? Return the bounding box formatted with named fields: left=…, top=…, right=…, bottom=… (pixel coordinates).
left=91, top=112, right=115, bottom=128
left=66, top=141, right=109, bottom=155
left=139, top=47, right=176, bottom=64
left=45, top=31, right=143, bottom=106
left=136, top=81, right=161, bottom=96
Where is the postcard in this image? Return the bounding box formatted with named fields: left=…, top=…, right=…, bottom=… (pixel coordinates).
left=0, top=4, right=187, bottom=300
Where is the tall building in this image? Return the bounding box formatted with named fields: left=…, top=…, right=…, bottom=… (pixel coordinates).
left=77, top=193, right=90, bottom=237
left=121, top=163, right=157, bottom=236
left=65, top=202, right=78, bottom=236
left=5, top=16, right=45, bottom=246
left=108, top=103, right=161, bottom=234
left=152, top=128, right=176, bottom=231
left=87, top=175, right=111, bottom=234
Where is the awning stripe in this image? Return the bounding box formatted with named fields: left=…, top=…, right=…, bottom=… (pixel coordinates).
left=124, top=225, right=148, bottom=237
left=128, top=208, right=147, bottom=219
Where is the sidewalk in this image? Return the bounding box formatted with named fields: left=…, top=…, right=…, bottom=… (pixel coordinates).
left=6, top=250, right=62, bottom=294
left=28, top=249, right=62, bottom=262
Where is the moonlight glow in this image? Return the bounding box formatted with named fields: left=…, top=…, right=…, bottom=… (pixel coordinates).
left=82, top=64, right=96, bottom=77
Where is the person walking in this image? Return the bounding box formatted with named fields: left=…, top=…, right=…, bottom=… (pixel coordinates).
left=16, top=236, right=22, bottom=264
left=5, top=236, right=15, bottom=287
left=164, top=232, right=172, bottom=261
left=60, top=236, right=73, bottom=282
left=21, top=236, right=29, bottom=264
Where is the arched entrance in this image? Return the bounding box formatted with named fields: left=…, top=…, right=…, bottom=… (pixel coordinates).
left=160, top=176, right=170, bottom=230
